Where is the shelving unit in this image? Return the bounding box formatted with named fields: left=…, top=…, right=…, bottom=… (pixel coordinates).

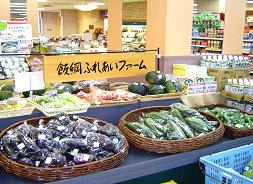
left=191, top=45, right=207, bottom=48
left=206, top=48, right=222, bottom=52
left=192, top=37, right=224, bottom=41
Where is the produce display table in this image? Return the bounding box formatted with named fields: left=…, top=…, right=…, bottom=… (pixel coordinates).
left=0, top=98, right=253, bottom=184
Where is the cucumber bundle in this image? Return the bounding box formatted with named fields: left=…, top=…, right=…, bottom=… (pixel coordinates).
left=126, top=103, right=218, bottom=140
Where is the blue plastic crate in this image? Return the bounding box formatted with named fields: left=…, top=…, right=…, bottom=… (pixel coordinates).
left=200, top=143, right=253, bottom=184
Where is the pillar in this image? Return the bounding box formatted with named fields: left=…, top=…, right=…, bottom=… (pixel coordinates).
left=27, top=0, right=38, bottom=36
left=146, top=0, right=194, bottom=56
left=0, top=1, right=10, bottom=20
left=222, top=0, right=246, bottom=54
left=107, top=0, right=122, bottom=51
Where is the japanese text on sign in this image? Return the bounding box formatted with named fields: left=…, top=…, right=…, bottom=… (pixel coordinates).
left=43, top=51, right=156, bottom=83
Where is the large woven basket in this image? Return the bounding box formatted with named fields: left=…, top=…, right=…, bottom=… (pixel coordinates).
left=118, top=106, right=224, bottom=154
left=0, top=116, right=129, bottom=181
left=197, top=104, right=253, bottom=139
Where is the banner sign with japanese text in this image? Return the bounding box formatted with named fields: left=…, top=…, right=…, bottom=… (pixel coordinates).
left=43, top=51, right=157, bottom=83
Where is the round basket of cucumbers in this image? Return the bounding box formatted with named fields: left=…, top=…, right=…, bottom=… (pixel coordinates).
left=118, top=103, right=224, bottom=154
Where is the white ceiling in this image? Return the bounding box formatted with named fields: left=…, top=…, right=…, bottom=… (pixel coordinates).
left=39, top=0, right=147, bottom=11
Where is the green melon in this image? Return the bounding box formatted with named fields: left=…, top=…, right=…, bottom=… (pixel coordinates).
left=128, top=83, right=148, bottom=96
left=145, top=71, right=166, bottom=85
left=164, top=80, right=176, bottom=93
left=148, top=85, right=165, bottom=95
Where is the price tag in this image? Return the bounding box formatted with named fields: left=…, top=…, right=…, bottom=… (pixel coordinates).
left=93, top=142, right=100, bottom=148
left=17, top=143, right=25, bottom=150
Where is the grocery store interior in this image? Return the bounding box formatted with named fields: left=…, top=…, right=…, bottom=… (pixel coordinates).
left=1, top=0, right=253, bottom=184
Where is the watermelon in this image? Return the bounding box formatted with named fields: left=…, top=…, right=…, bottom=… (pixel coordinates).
left=164, top=80, right=176, bottom=93
left=148, top=85, right=165, bottom=95
left=164, top=80, right=183, bottom=93
left=145, top=71, right=166, bottom=85
left=128, top=83, right=148, bottom=96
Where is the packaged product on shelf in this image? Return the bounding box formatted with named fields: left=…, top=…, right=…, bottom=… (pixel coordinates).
left=201, top=55, right=250, bottom=69
left=0, top=57, right=29, bottom=79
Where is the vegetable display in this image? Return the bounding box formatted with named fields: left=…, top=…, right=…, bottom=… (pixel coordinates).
left=128, top=71, right=183, bottom=96
left=0, top=98, right=29, bottom=110
left=0, top=114, right=126, bottom=168
left=126, top=103, right=218, bottom=140
left=77, top=86, right=139, bottom=105
left=201, top=107, right=253, bottom=129
left=31, top=93, right=89, bottom=109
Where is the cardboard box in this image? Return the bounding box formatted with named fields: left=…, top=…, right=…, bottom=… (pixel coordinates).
left=208, top=69, right=235, bottom=81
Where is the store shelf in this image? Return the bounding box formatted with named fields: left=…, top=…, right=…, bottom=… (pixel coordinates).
left=205, top=48, right=222, bottom=52
left=191, top=45, right=207, bottom=48
left=192, top=37, right=223, bottom=41
left=1, top=136, right=253, bottom=184
left=243, top=39, right=253, bottom=43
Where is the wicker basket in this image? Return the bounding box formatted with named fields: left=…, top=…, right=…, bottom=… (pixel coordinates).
left=0, top=116, right=129, bottom=181
left=0, top=102, right=35, bottom=119
left=197, top=104, right=253, bottom=139
left=118, top=106, right=224, bottom=154
left=140, top=92, right=183, bottom=102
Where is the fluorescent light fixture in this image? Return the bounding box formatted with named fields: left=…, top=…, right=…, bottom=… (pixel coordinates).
left=38, top=7, right=45, bottom=11
left=37, top=0, right=48, bottom=2
left=88, top=2, right=105, bottom=6
left=193, top=3, right=198, bottom=6
left=74, top=5, right=97, bottom=11
left=247, top=1, right=253, bottom=3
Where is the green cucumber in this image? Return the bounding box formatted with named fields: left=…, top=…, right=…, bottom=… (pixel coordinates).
left=184, top=116, right=209, bottom=133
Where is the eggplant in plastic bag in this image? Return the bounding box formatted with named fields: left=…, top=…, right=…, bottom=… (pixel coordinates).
left=73, top=153, right=93, bottom=164
left=98, top=123, right=120, bottom=137
left=18, top=157, right=34, bottom=166
left=18, top=133, right=40, bottom=152
left=86, top=132, right=114, bottom=153
left=110, top=135, right=125, bottom=153
left=74, top=118, right=98, bottom=138
left=42, top=152, right=66, bottom=167
left=92, top=151, right=114, bottom=161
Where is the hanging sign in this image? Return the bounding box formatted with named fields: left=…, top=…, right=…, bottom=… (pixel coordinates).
left=43, top=51, right=157, bottom=83
left=0, top=21, right=32, bottom=54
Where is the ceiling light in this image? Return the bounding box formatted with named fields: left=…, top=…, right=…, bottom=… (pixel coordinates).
left=247, top=1, right=253, bottom=3
left=74, top=5, right=97, bottom=11
left=38, top=7, right=45, bottom=11
left=37, top=0, right=47, bottom=2
left=88, top=2, right=105, bottom=6
left=193, top=3, right=198, bottom=6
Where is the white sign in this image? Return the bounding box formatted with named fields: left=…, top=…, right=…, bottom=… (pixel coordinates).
left=15, top=71, right=45, bottom=92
